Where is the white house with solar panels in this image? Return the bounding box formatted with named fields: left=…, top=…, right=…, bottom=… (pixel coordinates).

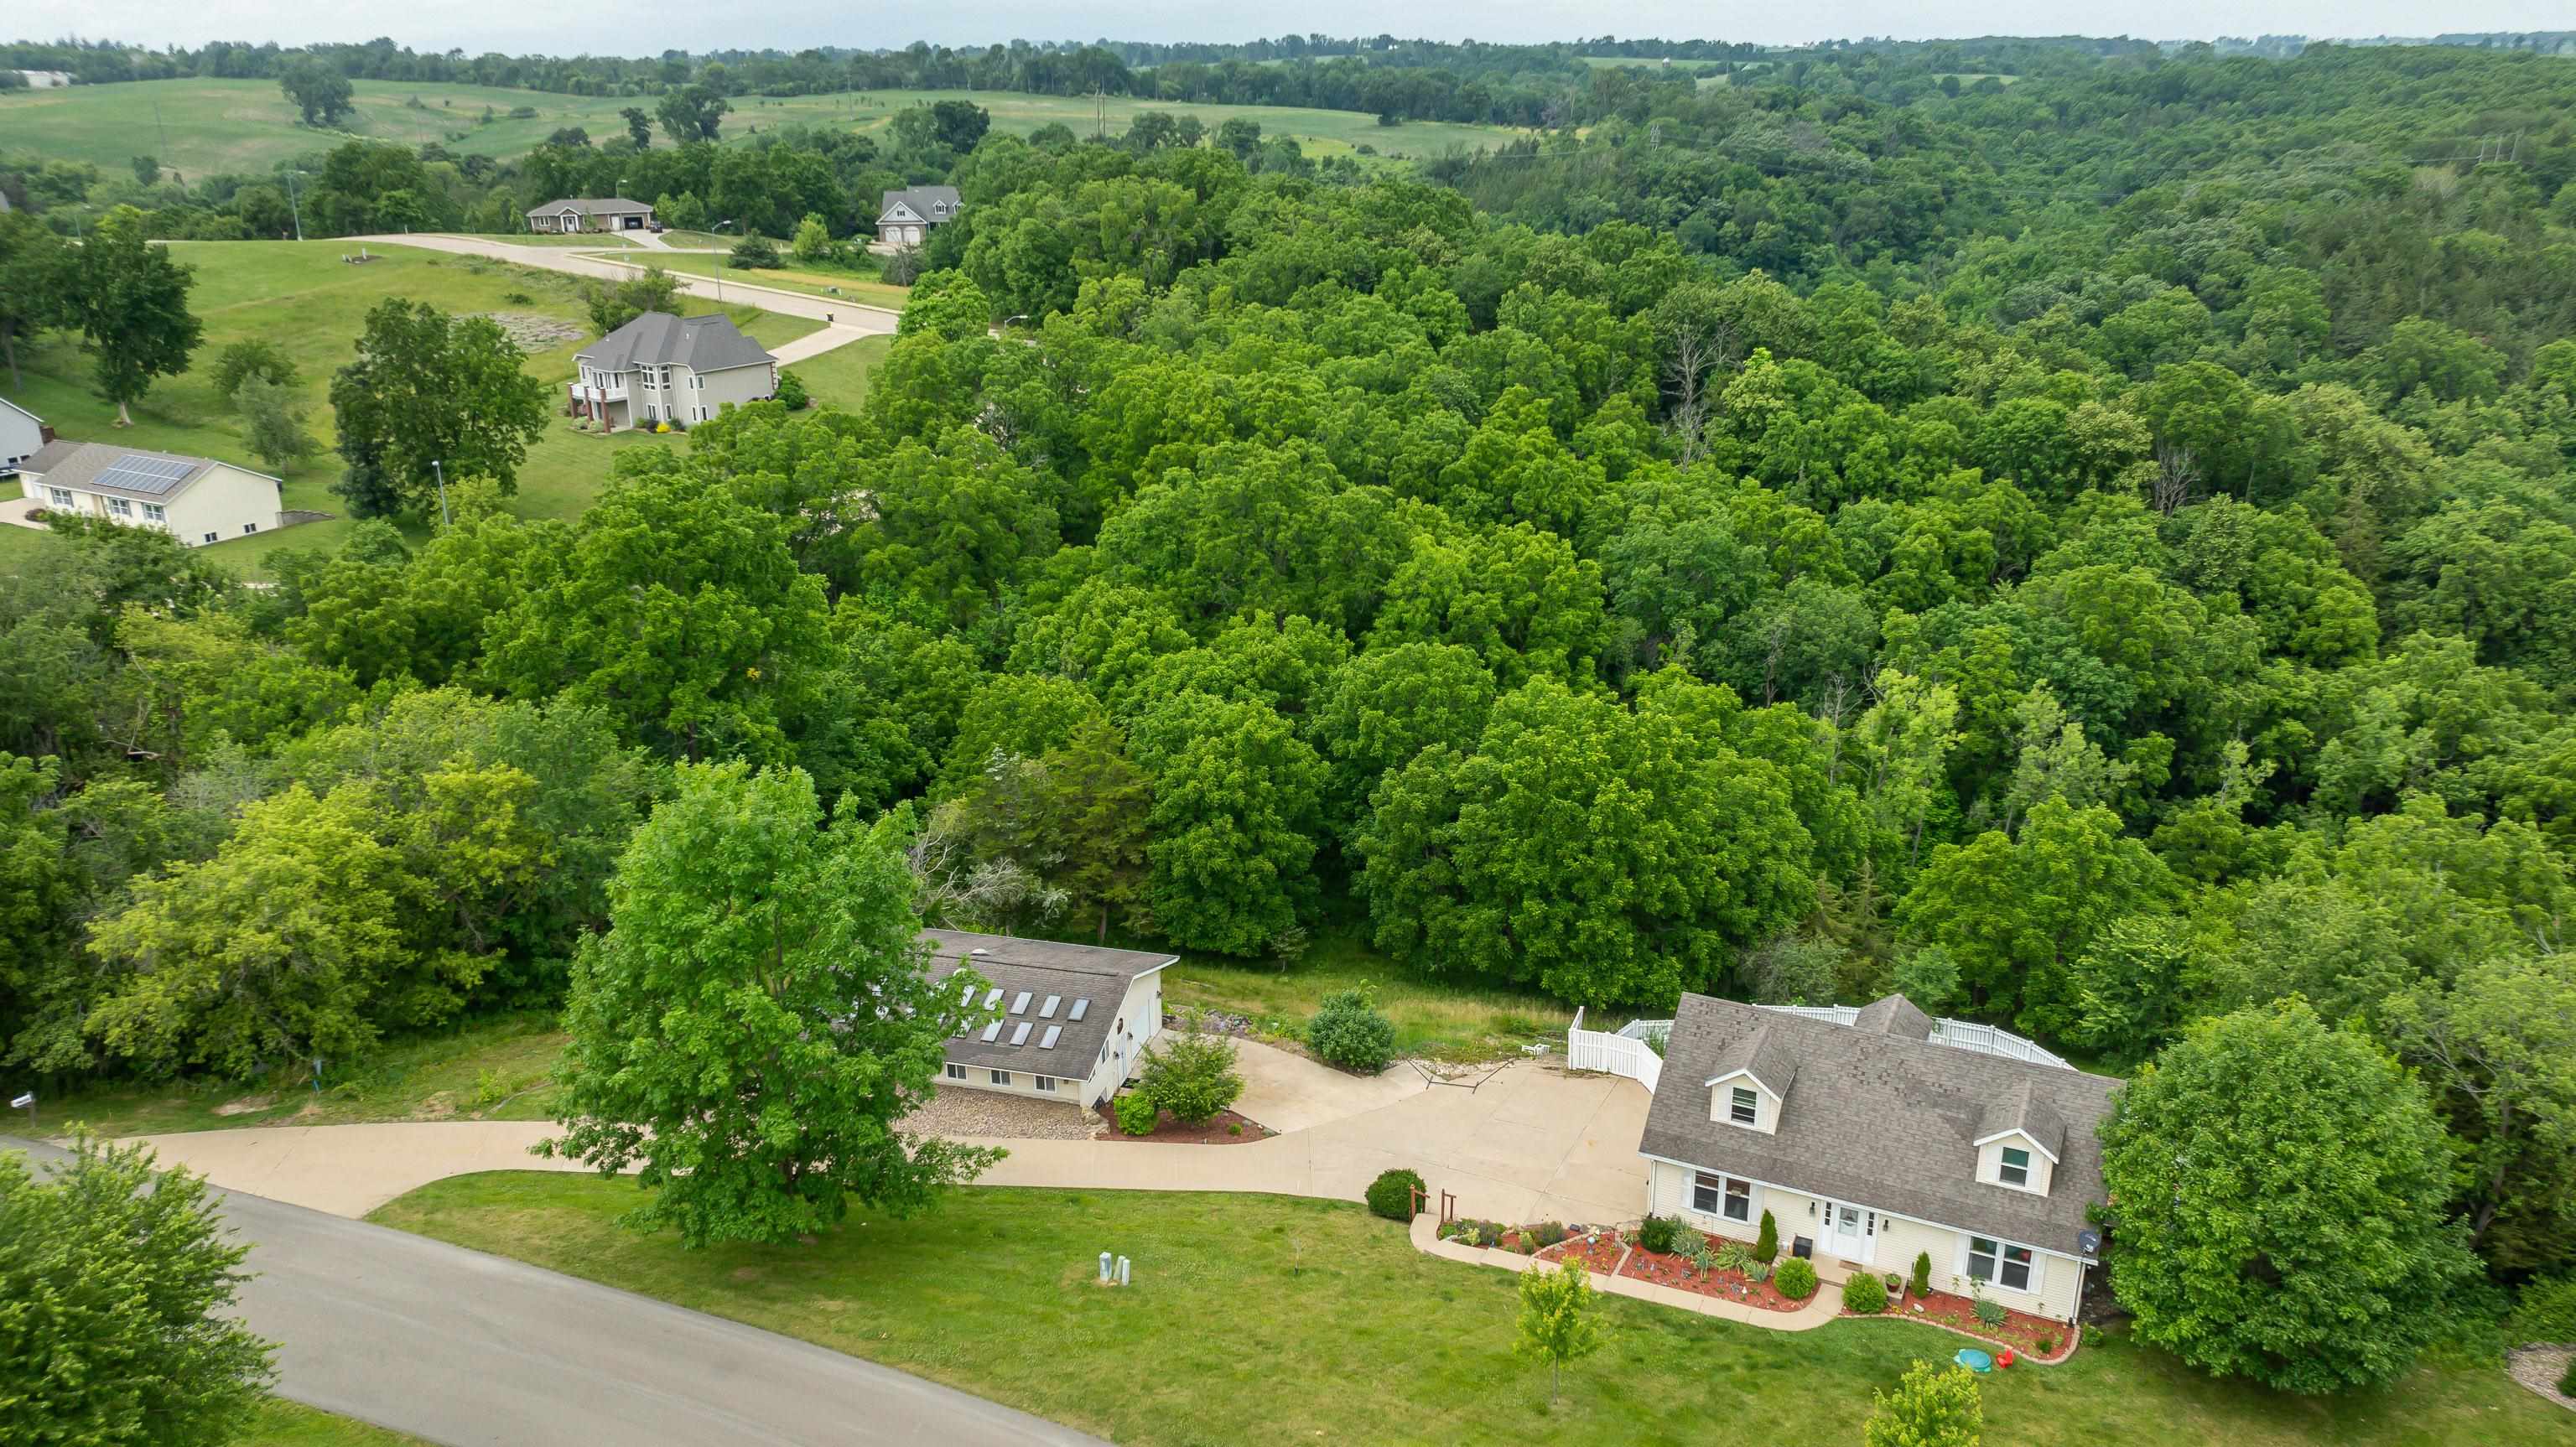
left=13, top=439, right=288, bottom=546
left=922, top=929, right=1176, bottom=1115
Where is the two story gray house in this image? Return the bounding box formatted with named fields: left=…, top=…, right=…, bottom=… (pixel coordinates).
left=876, top=186, right=961, bottom=248
left=568, top=312, right=778, bottom=432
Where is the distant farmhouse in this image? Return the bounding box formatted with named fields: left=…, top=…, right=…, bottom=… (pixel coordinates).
left=526, top=197, right=654, bottom=235
left=876, top=186, right=960, bottom=248
left=13, top=436, right=289, bottom=547
left=13, top=70, right=72, bottom=88
left=569, top=311, right=778, bottom=431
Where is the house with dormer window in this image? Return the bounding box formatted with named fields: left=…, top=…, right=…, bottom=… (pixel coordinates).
left=1636, top=992, right=2117, bottom=1323
left=875, top=186, right=961, bottom=248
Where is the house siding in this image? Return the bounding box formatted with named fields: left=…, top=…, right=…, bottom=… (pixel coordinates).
left=0, top=407, right=42, bottom=470
left=1645, top=1158, right=2084, bottom=1322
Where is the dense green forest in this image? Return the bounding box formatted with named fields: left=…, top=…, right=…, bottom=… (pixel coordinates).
left=4, top=37, right=2574, bottom=1380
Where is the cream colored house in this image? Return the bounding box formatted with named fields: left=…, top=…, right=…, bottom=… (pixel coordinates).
left=525, top=197, right=653, bottom=234
left=922, top=929, right=1174, bottom=1114
left=568, top=312, right=778, bottom=432
left=16, top=440, right=285, bottom=547
left=1638, top=993, right=2116, bottom=1325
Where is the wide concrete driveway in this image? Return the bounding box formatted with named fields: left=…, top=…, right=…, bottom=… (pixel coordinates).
left=121, top=1057, right=1653, bottom=1227
left=3, top=1137, right=1104, bottom=1447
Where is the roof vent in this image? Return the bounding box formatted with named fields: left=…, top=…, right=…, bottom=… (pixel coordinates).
left=969, top=947, right=989, bottom=957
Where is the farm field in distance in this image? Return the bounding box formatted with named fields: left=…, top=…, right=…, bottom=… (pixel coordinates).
left=0, top=239, right=872, bottom=577
left=0, top=76, right=1524, bottom=180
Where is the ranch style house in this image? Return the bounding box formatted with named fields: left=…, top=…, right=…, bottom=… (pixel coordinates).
left=923, top=929, right=1173, bottom=1115
left=13, top=438, right=288, bottom=547
left=526, top=196, right=655, bottom=233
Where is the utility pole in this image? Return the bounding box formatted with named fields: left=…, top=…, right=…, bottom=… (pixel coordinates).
left=153, top=99, right=172, bottom=162
left=285, top=169, right=305, bottom=242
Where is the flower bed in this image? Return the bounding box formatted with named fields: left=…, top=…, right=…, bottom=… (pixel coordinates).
left=1617, top=1230, right=1810, bottom=1313
left=1532, top=1229, right=1627, bottom=1273
left=1096, top=1107, right=1272, bottom=1144
left=1879, top=1285, right=2077, bottom=1361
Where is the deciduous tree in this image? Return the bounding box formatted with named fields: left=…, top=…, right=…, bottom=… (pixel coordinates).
left=330, top=299, right=548, bottom=516
left=72, top=206, right=200, bottom=427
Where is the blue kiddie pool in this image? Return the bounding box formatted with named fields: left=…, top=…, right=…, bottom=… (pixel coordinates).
left=1954, top=1349, right=1994, bottom=1373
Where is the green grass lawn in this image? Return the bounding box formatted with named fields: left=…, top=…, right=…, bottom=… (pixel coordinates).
left=0, top=239, right=834, bottom=577
left=620, top=251, right=914, bottom=310
left=371, top=1175, right=2568, bottom=1447
left=242, top=1400, right=433, bottom=1447
left=780, top=334, right=893, bottom=411
left=745, top=87, right=1524, bottom=163
left=44, top=1012, right=567, bottom=1140
left=1164, top=924, right=1576, bottom=1062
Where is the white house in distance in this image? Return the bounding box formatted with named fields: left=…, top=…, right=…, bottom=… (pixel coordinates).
left=13, top=439, right=287, bottom=546
left=922, top=929, right=1174, bottom=1114
left=1637, top=993, right=2118, bottom=1325
left=568, top=311, right=778, bottom=431
left=876, top=186, right=960, bottom=248
left=0, top=396, right=49, bottom=472
left=525, top=197, right=654, bottom=234
left=13, top=70, right=72, bottom=88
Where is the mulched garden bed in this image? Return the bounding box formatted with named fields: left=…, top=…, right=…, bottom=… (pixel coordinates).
left=1618, top=1233, right=1810, bottom=1313
left=1874, top=1284, right=2078, bottom=1361
left=1095, top=1107, right=1273, bottom=1144
left=1532, top=1229, right=1628, bottom=1273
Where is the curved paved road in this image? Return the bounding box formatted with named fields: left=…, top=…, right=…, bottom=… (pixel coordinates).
left=3, top=1138, right=1104, bottom=1447
left=355, top=234, right=900, bottom=366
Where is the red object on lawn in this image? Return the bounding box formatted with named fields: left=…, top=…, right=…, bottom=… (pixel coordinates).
left=1997, top=1347, right=2016, bottom=1368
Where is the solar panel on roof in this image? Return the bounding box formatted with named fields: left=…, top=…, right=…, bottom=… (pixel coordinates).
left=1039, top=1025, right=1062, bottom=1050
left=1067, top=998, right=1089, bottom=1022
left=1040, top=995, right=1060, bottom=1018
left=980, top=1020, right=1004, bottom=1042
left=92, top=454, right=198, bottom=496
left=1009, top=1022, right=1031, bottom=1045
left=1010, top=992, right=1031, bottom=1014
left=983, top=988, right=1003, bottom=1009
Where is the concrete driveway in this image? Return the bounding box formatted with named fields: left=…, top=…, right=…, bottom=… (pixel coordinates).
left=1227, top=1036, right=1428, bottom=1134
left=3, top=1137, right=1104, bottom=1447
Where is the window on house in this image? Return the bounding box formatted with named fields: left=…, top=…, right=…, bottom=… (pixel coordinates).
left=1690, top=1172, right=1753, bottom=1221
left=1999, top=1145, right=2031, bottom=1188
left=1722, top=1177, right=1752, bottom=1221
left=1967, top=1237, right=2035, bottom=1293
left=203, top=532, right=219, bottom=543
left=944, top=1062, right=965, bottom=1081
left=242, top=522, right=258, bottom=534
left=1729, top=1086, right=1758, bottom=1126
left=106, top=497, right=132, bottom=518
left=143, top=503, right=165, bottom=523
left=46, top=487, right=70, bottom=508
left=989, top=1069, right=1012, bottom=1087
left=1035, top=1076, right=1055, bottom=1093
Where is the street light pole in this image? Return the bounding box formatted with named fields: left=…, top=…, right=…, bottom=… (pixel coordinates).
left=285, top=169, right=304, bottom=242
left=430, top=459, right=451, bottom=529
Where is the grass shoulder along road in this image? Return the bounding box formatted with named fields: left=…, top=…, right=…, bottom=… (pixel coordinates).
left=242, top=1401, right=434, bottom=1447
left=616, top=250, right=914, bottom=310
left=371, top=1175, right=2569, bottom=1447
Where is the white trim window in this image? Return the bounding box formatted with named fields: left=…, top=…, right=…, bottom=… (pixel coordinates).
left=1999, top=1145, right=2032, bottom=1188
left=1690, top=1170, right=1753, bottom=1224
left=142, top=502, right=166, bottom=523
left=944, top=1062, right=966, bottom=1081
left=1727, top=1086, right=1759, bottom=1126
left=989, top=1069, right=1012, bottom=1087
left=1966, top=1236, right=2038, bottom=1294
left=242, top=522, right=258, bottom=534
left=202, top=532, right=220, bottom=543
left=46, top=486, right=72, bottom=508
left=1035, top=1076, right=1056, bottom=1093
left=106, top=497, right=133, bottom=518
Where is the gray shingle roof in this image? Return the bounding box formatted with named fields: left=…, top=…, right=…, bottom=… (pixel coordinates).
left=19, top=442, right=276, bottom=501
left=1977, top=1078, right=2070, bottom=1161
left=526, top=197, right=653, bottom=217
left=1640, top=993, right=2119, bottom=1255
left=878, top=186, right=961, bottom=222
left=922, top=930, right=1173, bottom=1083
left=576, top=312, right=775, bottom=375
left=1853, top=993, right=1935, bottom=1040
left=1704, top=1023, right=1800, bottom=1097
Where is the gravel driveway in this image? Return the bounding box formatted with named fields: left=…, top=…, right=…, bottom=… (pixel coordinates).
left=900, top=1087, right=1096, bottom=1141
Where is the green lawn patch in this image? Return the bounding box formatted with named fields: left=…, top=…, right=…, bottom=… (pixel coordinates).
left=616, top=251, right=913, bottom=310
left=369, top=1175, right=2569, bottom=1447
left=45, top=1011, right=566, bottom=1140
left=241, top=1400, right=434, bottom=1447
left=1164, top=925, right=1576, bottom=1062
left=782, top=334, right=893, bottom=412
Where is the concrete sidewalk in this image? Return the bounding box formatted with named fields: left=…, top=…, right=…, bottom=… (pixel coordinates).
left=121, top=1059, right=1654, bottom=1226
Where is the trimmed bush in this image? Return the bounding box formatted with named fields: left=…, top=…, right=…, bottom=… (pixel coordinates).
left=1366, top=1167, right=1426, bottom=1221
left=1139, top=1031, right=1243, bottom=1125
left=774, top=369, right=809, bottom=410
left=1633, top=1213, right=1676, bottom=1253
left=1910, top=1251, right=1933, bottom=1298
left=1113, top=1092, right=1157, bottom=1136
left=2558, top=1356, right=2576, bottom=1398
left=2037, top=1334, right=2057, bottom=1356
left=1774, top=1255, right=1818, bottom=1300
left=1842, top=1272, right=1888, bottom=1314
left=1754, top=1209, right=1779, bottom=1263
left=1530, top=1221, right=1568, bottom=1249
left=1306, top=988, right=1399, bottom=1074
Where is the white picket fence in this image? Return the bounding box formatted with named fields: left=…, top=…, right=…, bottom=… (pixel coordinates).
left=1566, top=1008, right=1664, bottom=1093
left=1926, top=1018, right=2075, bottom=1071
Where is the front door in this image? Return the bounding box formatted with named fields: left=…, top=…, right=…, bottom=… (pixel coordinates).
left=1826, top=1202, right=1872, bottom=1263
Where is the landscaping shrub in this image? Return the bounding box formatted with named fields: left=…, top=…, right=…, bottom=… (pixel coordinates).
left=1972, top=1293, right=2007, bottom=1329
left=1774, top=1256, right=1818, bottom=1300
left=1139, top=1032, right=1243, bottom=1125
left=2511, top=1275, right=2576, bottom=1345
left=1114, top=1092, right=1157, bottom=1136
left=1910, top=1251, right=1932, bottom=1298
left=2037, top=1334, right=2057, bottom=1356
left=728, top=235, right=782, bottom=269
left=1754, top=1209, right=1779, bottom=1263
left=1306, top=988, right=1398, bottom=1074
left=1530, top=1221, right=1568, bottom=1249
left=1843, top=1272, right=1888, bottom=1314
left=774, top=369, right=809, bottom=411
left=2559, top=1356, right=2576, bottom=1398
left=1366, top=1167, right=1425, bottom=1221
left=1634, top=1213, right=1680, bottom=1254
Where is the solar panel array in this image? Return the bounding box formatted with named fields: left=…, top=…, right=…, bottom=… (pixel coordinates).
left=91, top=454, right=198, bottom=496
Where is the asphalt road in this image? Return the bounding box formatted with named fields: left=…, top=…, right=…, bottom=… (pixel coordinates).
left=4, top=1138, right=1106, bottom=1447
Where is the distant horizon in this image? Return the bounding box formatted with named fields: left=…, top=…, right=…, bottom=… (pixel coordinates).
left=5, top=8, right=2567, bottom=62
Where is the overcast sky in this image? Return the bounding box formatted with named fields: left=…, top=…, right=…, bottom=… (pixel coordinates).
left=12, top=1, right=2565, bottom=57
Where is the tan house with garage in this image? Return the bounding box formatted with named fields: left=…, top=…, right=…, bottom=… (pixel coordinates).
left=922, top=930, right=1174, bottom=1115
left=567, top=311, right=778, bottom=432
left=1638, top=992, right=2117, bottom=1324
left=526, top=197, right=654, bottom=234
left=14, top=440, right=286, bottom=547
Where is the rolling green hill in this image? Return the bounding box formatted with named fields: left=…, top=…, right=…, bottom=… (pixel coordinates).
left=0, top=77, right=1521, bottom=181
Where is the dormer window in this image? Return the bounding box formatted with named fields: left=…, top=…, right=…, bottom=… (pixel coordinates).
left=1999, top=1145, right=2031, bottom=1188
left=1728, top=1087, right=1758, bottom=1126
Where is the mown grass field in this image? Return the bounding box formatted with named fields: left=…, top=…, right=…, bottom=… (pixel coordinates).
left=623, top=250, right=915, bottom=309
left=372, top=1176, right=2570, bottom=1447
left=0, top=240, right=898, bottom=578
left=242, top=1400, right=434, bottom=1447
left=1164, top=924, right=1576, bottom=1062
left=0, top=77, right=1523, bottom=181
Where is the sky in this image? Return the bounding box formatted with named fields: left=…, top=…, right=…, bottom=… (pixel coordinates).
left=9, top=0, right=2567, bottom=57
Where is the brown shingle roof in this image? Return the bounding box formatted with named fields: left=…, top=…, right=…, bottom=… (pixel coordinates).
left=1640, top=993, right=2118, bottom=1256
